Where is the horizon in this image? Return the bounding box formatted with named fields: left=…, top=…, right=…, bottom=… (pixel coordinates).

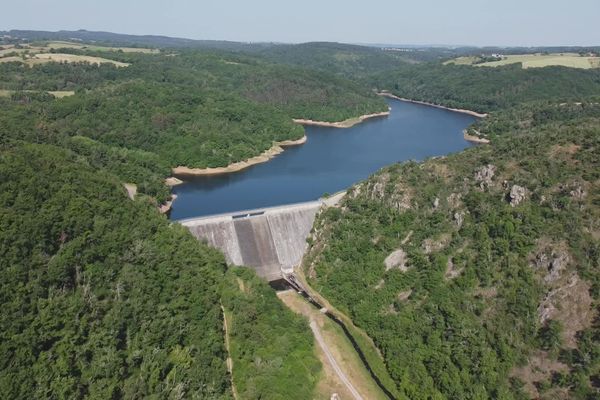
left=4, top=28, right=600, bottom=50
left=2, top=0, right=599, bottom=47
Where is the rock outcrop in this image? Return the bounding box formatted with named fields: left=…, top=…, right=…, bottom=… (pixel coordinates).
left=509, top=185, right=528, bottom=207
left=474, top=164, right=496, bottom=190
left=384, top=248, right=408, bottom=272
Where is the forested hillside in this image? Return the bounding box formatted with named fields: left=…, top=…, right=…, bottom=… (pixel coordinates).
left=221, top=268, right=320, bottom=399
left=0, top=142, right=231, bottom=398
left=372, top=64, right=600, bottom=113
left=0, top=45, right=387, bottom=172
left=304, top=102, right=600, bottom=399
left=255, top=42, right=410, bottom=78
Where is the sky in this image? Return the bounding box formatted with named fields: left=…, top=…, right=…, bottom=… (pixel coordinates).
left=2, top=0, right=599, bottom=47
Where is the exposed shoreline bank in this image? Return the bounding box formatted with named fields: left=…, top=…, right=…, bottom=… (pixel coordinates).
left=172, top=135, right=307, bottom=177
left=159, top=194, right=178, bottom=214
left=378, top=92, right=488, bottom=118
left=293, top=110, right=390, bottom=128
left=463, top=131, right=491, bottom=144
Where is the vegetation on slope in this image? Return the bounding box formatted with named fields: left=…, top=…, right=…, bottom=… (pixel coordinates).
left=221, top=268, right=320, bottom=400
left=0, top=47, right=387, bottom=172
left=304, top=103, right=600, bottom=399
left=467, top=100, right=600, bottom=139
left=372, top=63, right=600, bottom=113
left=256, top=42, right=410, bottom=78
left=0, top=142, right=231, bottom=398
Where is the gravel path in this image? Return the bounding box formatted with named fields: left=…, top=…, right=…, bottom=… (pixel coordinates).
left=310, top=320, right=364, bottom=400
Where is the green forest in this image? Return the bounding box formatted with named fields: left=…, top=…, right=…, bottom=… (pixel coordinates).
left=371, top=63, right=600, bottom=113
left=1, top=33, right=599, bottom=399
left=0, top=142, right=231, bottom=398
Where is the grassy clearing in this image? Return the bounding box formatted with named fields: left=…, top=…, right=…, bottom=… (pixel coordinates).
left=446, top=53, right=600, bottom=69
left=28, top=53, right=129, bottom=67
left=44, top=41, right=160, bottom=53
left=48, top=90, right=76, bottom=98
left=0, top=56, right=22, bottom=64
left=0, top=41, right=155, bottom=68
left=0, top=47, right=30, bottom=57
left=444, top=56, right=480, bottom=65
left=278, top=290, right=389, bottom=400
left=0, top=43, right=130, bottom=67
left=0, top=89, right=75, bottom=98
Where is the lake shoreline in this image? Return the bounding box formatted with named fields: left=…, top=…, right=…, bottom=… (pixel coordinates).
left=463, top=131, right=491, bottom=144
left=378, top=92, right=488, bottom=118
left=171, top=108, right=392, bottom=178
left=293, top=110, right=390, bottom=128
left=172, top=135, right=308, bottom=177
left=159, top=194, right=178, bottom=214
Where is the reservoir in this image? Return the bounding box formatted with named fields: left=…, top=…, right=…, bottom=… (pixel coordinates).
left=170, top=98, right=476, bottom=220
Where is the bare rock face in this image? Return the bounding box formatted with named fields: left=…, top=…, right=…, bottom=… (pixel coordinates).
left=370, top=180, right=386, bottom=200
left=537, top=273, right=590, bottom=336
left=532, top=247, right=570, bottom=283
left=445, top=257, right=463, bottom=280
left=454, top=211, right=465, bottom=228
left=363, top=173, right=412, bottom=212
left=446, top=193, right=462, bottom=209
left=474, top=164, right=496, bottom=190
left=545, top=252, right=570, bottom=283
left=384, top=248, right=408, bottom=272
left=570, top=185, right=587, bottom=201
left=422, top=233, right=451, bottom=254
left=537, top=301, right=556, bottom=325
left=509, top=185, right=528, bottom=207
left=397, top=289, right=412, bottom=301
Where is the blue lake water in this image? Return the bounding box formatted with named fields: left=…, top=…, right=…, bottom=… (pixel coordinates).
left=170, top=98, right=476, bottom=219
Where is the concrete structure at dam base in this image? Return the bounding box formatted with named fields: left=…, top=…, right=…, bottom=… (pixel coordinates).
left=180, top=193, right=343, bottom=281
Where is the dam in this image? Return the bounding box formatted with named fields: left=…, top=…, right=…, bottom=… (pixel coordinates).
left=180, top=194, right=343, bottom=281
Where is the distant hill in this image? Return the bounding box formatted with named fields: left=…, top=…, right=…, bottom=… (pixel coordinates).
left=254, top=41, right=412, bottom=77
left=1, top=29, right=272, bottom=51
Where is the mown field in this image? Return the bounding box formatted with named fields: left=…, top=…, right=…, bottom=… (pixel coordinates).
left=0, top=40, right=157, bottom=67
left=43, top=41, right=160, bottom=53
left=0, top=89, right=74, bottom=97
left=446, top=53, right=600, bottom=69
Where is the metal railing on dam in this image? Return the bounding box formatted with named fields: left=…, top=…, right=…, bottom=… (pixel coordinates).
left=178, top=196, right=344, bottom=281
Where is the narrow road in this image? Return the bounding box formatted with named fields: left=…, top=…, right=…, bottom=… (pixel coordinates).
left=310, top=320, right=364, bottom=400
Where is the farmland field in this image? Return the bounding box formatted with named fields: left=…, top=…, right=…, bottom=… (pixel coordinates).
left=446, top=53, right=600, bottom=69
left=0, top=89, right=75, bottom=97
left=0, top=41, right=156, bottom=67
left=31, top=53, right=130, bottom=67
left=44, top=41, right=160, bottom=53
left=0, top=52, right=130, bottom=67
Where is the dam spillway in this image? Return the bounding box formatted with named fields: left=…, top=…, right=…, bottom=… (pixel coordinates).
left=180, top=199, right=335, bottom=281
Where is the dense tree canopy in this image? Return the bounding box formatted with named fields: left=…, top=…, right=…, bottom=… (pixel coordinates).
left=0, top=142, right=231, bottom=398
left=372, top=63, right=600, bottom=113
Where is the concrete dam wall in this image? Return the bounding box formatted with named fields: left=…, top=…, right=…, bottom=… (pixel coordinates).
left=180, top=201, right=323, bottom=281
